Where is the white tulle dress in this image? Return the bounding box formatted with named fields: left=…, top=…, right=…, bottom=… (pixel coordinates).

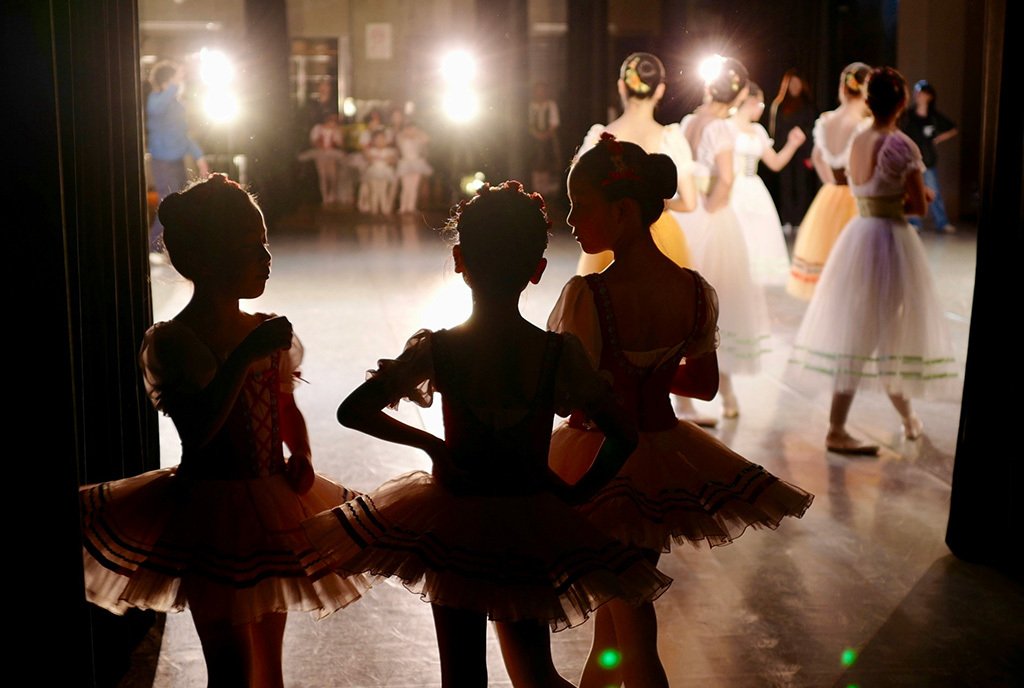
left=677, top=115, right=771, bottom=374
left=729, top=121, right=791, bottom=285
left=788, top=131, right=958, bottom=398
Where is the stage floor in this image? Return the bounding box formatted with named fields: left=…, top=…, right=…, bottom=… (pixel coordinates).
left=126, top=207, right=1022, bottom=687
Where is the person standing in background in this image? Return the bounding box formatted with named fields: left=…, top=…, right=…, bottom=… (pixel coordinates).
left=902, top=80, right=958, bottom=233
left=528, top=82, right=562, bottom=197
left=768, top=70, right=818, bottom=234
left=146, top=60, right=209, bottom=257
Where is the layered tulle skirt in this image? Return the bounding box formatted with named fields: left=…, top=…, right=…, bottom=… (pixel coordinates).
left=301, top=471, right=671, bottom=631
left=397, top=156, right=433, bottom=176
left=81, top=468, right=369, bottom=624
left=549, top=420, right=813, bottom=553
left=788, top=214, right=958, bottom=398
left=685, top=203, right=772, bottom=375
left=732, top=174, right=791, bottom=286
left=787, top=183, right=858, bottom=300
left=577, top=210, right=692, bottom=276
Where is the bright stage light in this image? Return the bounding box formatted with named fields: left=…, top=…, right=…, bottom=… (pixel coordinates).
left=342, top=97, right=357, bottom=118
left=443, top=89, right=480, bottom=124
left=440, top=49, right=477, bottom=83
left=698, top=54, right=726, bottom=84
left=461, top=172, right=486, bottom=195
left=204, top=91, right=239, bottom=123
left=199, top=48, right=234, bottom=87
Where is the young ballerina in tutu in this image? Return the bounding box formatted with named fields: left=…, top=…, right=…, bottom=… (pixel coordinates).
left=729, top=81, right=807, bottom=285
left=298, top=111, right=347, bottom=206
left=679, top=56, right=771, bottom=419
left=788, top=67, right=958, bottom=454
left=548, top=134, right=813, bottom=687
left=302, top=181, right=670, bottom=687
left=787, top=62, right=873, bottom=300
left=572, top=52, right=710, bottom=427
left=79, top=174, right=369, bottom=687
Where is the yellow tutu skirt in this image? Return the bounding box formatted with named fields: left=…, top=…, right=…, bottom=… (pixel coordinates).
left=786, top=183, right=857, bottom=300
left=577, top=210, right=692, bottom=275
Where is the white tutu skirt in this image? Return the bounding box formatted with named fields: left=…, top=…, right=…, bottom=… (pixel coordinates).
left=397, top=157, right=433, bottom=176
left=302, top=471, right=671, bottom=631
left=81, top=468, right=370, bottom=624
left=788, top=215, right=958, bottom=398
left=298, top=148, right=346, bottom=163
left=732, top=174, right=791, bottom=286
left=690, top=203, right=772, bottom=374
left=549, top=421, right=813, bottom=553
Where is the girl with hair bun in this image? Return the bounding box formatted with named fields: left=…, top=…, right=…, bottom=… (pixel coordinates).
left=549, top=135, right=812, bottom=687
left=302, top=181, right=668, bottom=687
left=789, top=67, right=958, bottom=454
left=574, top=52, right=698, bottom=277
left=729, top=81, right=808, bottom=285
left=787, top=62, right=873, bottom=299
left=573, top=51, right=710, bottom=425
left=679, top=55, right=771, bottom=419
left=79, top=174, right=369, bottom=687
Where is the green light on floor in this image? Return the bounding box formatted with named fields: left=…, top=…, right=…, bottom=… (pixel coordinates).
left=841, top=648, right=858, bottom=667
left=598, top=648, right=622, bottom=670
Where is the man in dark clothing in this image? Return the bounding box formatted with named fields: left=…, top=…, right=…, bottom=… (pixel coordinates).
left=902, top=80, right=958, bottom=233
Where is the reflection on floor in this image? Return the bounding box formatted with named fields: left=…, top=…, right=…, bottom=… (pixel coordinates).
left=122, top=208, right=1022, bottom=687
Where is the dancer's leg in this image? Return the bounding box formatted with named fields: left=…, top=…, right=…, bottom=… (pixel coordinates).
left=432, top=604, right=488, bottom=688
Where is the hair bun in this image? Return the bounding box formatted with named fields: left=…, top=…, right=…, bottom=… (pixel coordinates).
left=644, top=153, right=678, bottom=200
left=620, top=52, right=666, bottom=100
left=157, top=190, right=186, bottom=229
left=707, top=57, right=749, bottom=103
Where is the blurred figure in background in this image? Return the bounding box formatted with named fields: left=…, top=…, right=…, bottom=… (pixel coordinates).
left=902, top=80, right=958, bottom=233
left=768, top=69, right=817, bottom=234
left=528, top=82, right=562, bottom=197
left=395, top=116, right=433, bottom=214
left=298, top=111, right=346, bottom=206
left=146, top=60, right=209, bottom=256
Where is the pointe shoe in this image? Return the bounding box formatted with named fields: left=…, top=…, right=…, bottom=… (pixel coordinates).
left=826, top=431, right=879, bottom=456
left=722, top=395, right=740, bottom=419
left=903, top=414, right=924, bottom=440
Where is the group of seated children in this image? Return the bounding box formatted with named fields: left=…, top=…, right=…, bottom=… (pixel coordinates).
left=300, top=107, right=432, bottom=215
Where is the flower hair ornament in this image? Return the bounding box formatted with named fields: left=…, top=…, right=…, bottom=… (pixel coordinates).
left=621, top=55, right=651, bottom=95
left=707, top=60, right=744, bottom=97
left=844, top=70, right=863, bottom=94
left=598, top=132, right=643, bottom=186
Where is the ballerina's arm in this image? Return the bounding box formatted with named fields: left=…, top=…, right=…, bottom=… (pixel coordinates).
left=548, top=336, right=639, bottom=505
left=337, top=376, right=447, bottom=458
left=705, top=147, right=735, bottom=213
left=280, top=393, right=315, bottom=494
left=670, top=352, right=719, bottom=401
left=160, top=316, right=294, bottom=451
left=760, top=127, right=807, bottom=172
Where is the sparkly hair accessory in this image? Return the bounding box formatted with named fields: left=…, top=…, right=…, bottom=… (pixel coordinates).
left=622, top=56, right=651, bottom=95
left=598, top=132, right=642, bottom=186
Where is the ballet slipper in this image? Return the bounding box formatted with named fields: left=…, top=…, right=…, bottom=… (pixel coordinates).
left=902, top=414, right=924, bottom=440
left=673, top=396, right=718, bottom=428
left=722, top=394, right=740, bottom=420
left=826, top=430, right=879, bottom=456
